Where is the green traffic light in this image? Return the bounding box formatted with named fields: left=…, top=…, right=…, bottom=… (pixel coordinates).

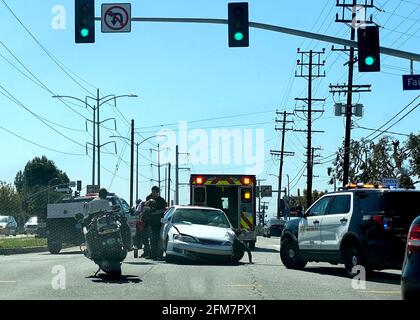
left=234, top=32, right=244, bottom=41
left=365, top=56, right=376, bottom=66
left=80, top=28, right=89, bottom=37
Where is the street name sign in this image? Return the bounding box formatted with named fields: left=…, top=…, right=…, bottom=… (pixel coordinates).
left=402, top=74, right=420, bottom=91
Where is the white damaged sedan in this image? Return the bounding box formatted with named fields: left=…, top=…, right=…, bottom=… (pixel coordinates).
left=160, top=206, right=243, bottom=263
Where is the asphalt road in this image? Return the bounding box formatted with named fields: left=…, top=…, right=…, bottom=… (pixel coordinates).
left=0, top=236, right=402, bottom=300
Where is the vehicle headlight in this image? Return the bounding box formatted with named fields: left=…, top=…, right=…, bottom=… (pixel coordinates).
left=173, top=234, right=198, bottom=243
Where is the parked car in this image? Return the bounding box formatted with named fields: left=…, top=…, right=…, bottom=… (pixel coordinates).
left=0, top=215, right=18, bottom=236
left=401, top=216, right=420, bottom=300
left=280, top=186, right=420, bottom=276
left=160, top=206, right=242, bottom=263
left=263, top=218, right=285, bottom=237
left=24, top=216, right=38, bottom=234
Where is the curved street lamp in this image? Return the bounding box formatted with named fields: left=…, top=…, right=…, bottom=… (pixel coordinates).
left=52, top=91, right=138, bottom=187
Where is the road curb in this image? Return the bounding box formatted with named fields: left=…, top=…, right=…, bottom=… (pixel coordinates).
left=0, top=247, right=49, bottom=255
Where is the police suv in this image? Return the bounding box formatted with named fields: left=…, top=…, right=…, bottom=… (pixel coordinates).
left=280, top=184, right=420, bottom=276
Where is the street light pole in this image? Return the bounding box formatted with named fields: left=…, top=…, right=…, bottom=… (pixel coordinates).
left=96, top=89, right=101, bottom=187
left=110, top=134, right=164, bottom=203
left=136, top=142, right=139, bottom=202
left=130, top=119, right=135, bottom=207
left=53, top=91, right=138, bottom=188
left=92, top=106, right=96, bottom=185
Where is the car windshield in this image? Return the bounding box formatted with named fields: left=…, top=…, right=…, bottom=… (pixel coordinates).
left=28, top=217, right=37, bottom=223
left=0, top=216, right=8, bottom=223
left=172, top=209, right=231, bottom=228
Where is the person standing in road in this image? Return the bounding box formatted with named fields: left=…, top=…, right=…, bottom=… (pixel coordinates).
left=146, top=186, right=167, bottom=260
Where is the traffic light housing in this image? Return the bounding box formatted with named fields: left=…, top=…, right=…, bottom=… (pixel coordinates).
left=77, top=180, right=82, bottom=191
left=357, top=26, right=380, bottom=72
left=75, top=0, right=95, bottom=43
left=228, top=2, right=249, bottom=47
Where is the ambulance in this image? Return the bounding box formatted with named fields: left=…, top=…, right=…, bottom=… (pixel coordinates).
left=190, top=174, right=257, bottom=249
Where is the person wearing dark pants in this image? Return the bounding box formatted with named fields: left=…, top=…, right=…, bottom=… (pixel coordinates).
left=232, top=231, right=253, bottom=264
left=145, top=186, right=167, bottom=260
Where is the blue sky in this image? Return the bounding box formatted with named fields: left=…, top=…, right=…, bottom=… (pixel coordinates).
left=0, top=0, right=419, bottom=213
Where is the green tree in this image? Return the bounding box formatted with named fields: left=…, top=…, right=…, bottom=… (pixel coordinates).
left=14, top=156, right=70, bottom=219
left=0, top=181, right=25, bottom=225
left=15, top=156, right=69, bottom=191
left=407, top=133, right=420, bottom=185
left=330, top=136, right=413, bottom=187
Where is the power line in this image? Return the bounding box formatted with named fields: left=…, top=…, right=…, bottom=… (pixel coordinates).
left=0, top=85, right=87, bottom=148
left=0, top=0, right=95, bottom=96
left=0, top=126, right=86, bottom=156
left=135, top=109, right=277, bottom=130
left=363, top=94, right=420, bottom=141
left=368, top=101, right=420, bottom=141
left=0, top=39, right=91, bottom=124
left=136, top=121, right=273, bottom=134
left=355, top=125, right=410, bottom=137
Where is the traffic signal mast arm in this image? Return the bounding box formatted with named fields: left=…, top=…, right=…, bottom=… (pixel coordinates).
left=92, top=16, right=420, bottom=63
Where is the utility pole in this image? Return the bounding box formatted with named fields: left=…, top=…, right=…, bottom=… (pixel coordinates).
left=53, top=91, right=137, bottom=188
left=174, top=145, right=190, bottom=205
left=136, top=142, right=139, bottom=201
left=175, top=145, right=179, bottom=205
left=130, top=119, right=134, bottom=207
left=149, top=145, right=170, bottom=189
left=261, top=201, right=269, bottom=226
left=96, top=89, right=101, bottom=188
left=157, top=144, right=161, bottom=190
left=164, top=165, right=167, bottom=203
left=270, top=111, right=294, bottom=219
left=294, top=49, right=326, bottom=207
left=257, top=179, right=266, bottom=226
left=167, top=163, right=171, bottom=204
left=91, top=107, right=96, bottom=186
left=331, top=0, right=376, bottom=186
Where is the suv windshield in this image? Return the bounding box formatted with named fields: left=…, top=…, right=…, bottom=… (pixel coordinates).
left=0, top=216, right=8, bottom=223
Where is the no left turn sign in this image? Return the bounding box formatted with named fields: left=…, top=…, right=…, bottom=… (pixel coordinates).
left=101, top=3, right=131, bottom=33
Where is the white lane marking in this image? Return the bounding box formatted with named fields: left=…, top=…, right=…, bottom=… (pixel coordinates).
left=361, top=290, right=400, bottom=295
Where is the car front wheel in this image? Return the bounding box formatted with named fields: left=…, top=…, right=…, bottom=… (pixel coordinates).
left=280, top=238, right=307, bottom=270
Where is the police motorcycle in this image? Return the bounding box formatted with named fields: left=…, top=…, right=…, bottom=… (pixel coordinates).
left=76, top=206, right=133, bottom=277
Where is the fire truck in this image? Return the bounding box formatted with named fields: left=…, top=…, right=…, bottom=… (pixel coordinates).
left=190, top=174, right=257, bottom=249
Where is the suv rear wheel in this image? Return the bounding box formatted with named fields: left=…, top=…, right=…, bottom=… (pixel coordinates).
left=280, top=238, right=307, bottom=270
